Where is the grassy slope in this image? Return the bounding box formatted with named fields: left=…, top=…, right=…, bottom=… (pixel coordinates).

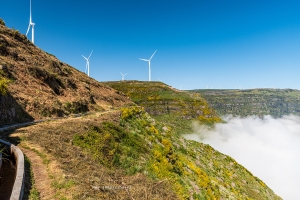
left=191, top=89, right=300, bottom=117
left=7, top=107, right=281, bottom=199
left=0, top=23, right=132, bottom=126
left=104, top=81, right=222, bottom=135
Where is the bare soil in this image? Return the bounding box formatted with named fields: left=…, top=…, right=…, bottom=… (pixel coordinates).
left=20, top=145, right=55, bottom=199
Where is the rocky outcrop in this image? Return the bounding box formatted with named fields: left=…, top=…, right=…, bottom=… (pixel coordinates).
left=0, top=94, right=33, bottom=126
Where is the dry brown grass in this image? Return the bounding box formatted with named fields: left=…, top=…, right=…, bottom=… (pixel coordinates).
left=9, top=111, right=178, bottom=200
left=0, top=23, right=133, bottom=126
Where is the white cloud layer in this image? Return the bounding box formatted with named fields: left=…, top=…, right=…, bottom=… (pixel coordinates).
left=184, top=115, right=300, bottom=200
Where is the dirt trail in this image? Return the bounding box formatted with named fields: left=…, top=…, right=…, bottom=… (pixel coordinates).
left=1, top=110, right=120, bottom=199
left=20, top=146, right=55, bottom=200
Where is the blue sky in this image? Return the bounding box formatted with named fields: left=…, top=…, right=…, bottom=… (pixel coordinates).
left=1, top=0, right=300, bottom=90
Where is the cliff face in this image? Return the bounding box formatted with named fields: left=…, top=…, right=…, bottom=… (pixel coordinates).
left=191, top=89, right=300, bottom=117
left=0, top=22, right=132, bottom=126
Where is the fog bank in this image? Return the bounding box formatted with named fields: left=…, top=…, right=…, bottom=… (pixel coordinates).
left=184, top=115, right=300, bottom=200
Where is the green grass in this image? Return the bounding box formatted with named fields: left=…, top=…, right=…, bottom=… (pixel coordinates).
left=104, top=81, right=223, bottom=134
left=72, top=106, right=281, bottom=200
left=24, top=155, right=41, bottom=200
left=73, top=112, right=150, bottom=174
left=51, top=180, right=76, bottom=190
left=153, top=114, right=193, bottom=135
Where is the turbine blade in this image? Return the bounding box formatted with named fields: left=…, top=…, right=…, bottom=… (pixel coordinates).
left=82, top=55, right=88, bottom=60
left=88, top=50, right=93, bottom=59
left=26, top=23, right=31, bottom=36
left=120, top=72, right=124, bottom=76
left=149, top=50, right=157, bottom=60
left=124, top=73, right=127, bottom=76
left=139, top=58, right=148, bottom=61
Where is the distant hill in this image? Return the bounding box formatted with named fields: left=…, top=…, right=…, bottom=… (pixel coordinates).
left=190, top=89, right=300, bottom=118
left=0, top=22, right=132, bottom=126
left=104, top=81, right=222, bottom=134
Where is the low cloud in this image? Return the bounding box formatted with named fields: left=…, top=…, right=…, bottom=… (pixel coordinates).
left=184, top=115, right=300, bottom=200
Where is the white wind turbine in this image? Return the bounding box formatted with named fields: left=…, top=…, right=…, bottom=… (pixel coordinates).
left=120, top=72, right=127, bottom=81
left=139, top=50, right=157, bottom=81
left=26, top=0, right=35, bottom=43
left=82, top=50, right=93, bottom=77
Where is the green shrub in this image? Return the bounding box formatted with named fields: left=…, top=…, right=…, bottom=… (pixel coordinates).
left=73, top=121, right=149, bottom=173
left=0, top=76, right=10, bottom=95
left=0, top=18, right=5, bottom=26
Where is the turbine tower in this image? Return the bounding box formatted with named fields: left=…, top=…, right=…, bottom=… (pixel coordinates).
left=120, top=72, right=127, bottom=81
left=26, top=0, right=35, bottom=43
left=139, top=50, right=157, bottom=81
left=82, top=50, right=93, bottom=77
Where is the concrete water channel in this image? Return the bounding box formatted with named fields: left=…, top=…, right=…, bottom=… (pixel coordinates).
left=0, top=149, right=17, bottom=200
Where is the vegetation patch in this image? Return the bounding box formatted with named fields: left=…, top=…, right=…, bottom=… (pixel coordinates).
left=10, top=111, right=178, bottom=199
left=0, top=70, right=10, bottom=95
left=104, top=81, right=223, bottom=135
left=73, top=121, right=149, bottom=174
left=0, top=18, right=5, bottom=26
left=24, top=155, right=40, bottom=200
left=72, top=106, right=281, bottom=199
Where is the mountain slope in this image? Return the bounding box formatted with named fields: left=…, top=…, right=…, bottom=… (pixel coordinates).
left=0, top=22, right=132, bottom=126
left=105, top=81, right=222, bottom=134
left=191, top=89, right=300, bottom=117
left=1, top=19, right=282, bottom=199
left=8, top=106, right=282, bottom=199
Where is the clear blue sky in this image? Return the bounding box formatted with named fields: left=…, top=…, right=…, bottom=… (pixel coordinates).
left=1, top=0, right=300, bottom=90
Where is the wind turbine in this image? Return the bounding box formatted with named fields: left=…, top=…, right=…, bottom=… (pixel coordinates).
left=139, top=50, right=157, bottom=81
left=120, top=72, right=127, bottom=81
left=26, top=0, right=35, bottom=43
left=82, top=50, right=93, bottom=77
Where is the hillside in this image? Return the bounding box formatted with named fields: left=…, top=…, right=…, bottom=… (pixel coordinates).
left=0, top=19, right=282, bottom=199
left=191, top=89, right=300, bottom=118
left=7, top=106, right=281, bottom=199
left=105, top=81, right=222, bottom=134
left=0, top=21, right=132, bottom=126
